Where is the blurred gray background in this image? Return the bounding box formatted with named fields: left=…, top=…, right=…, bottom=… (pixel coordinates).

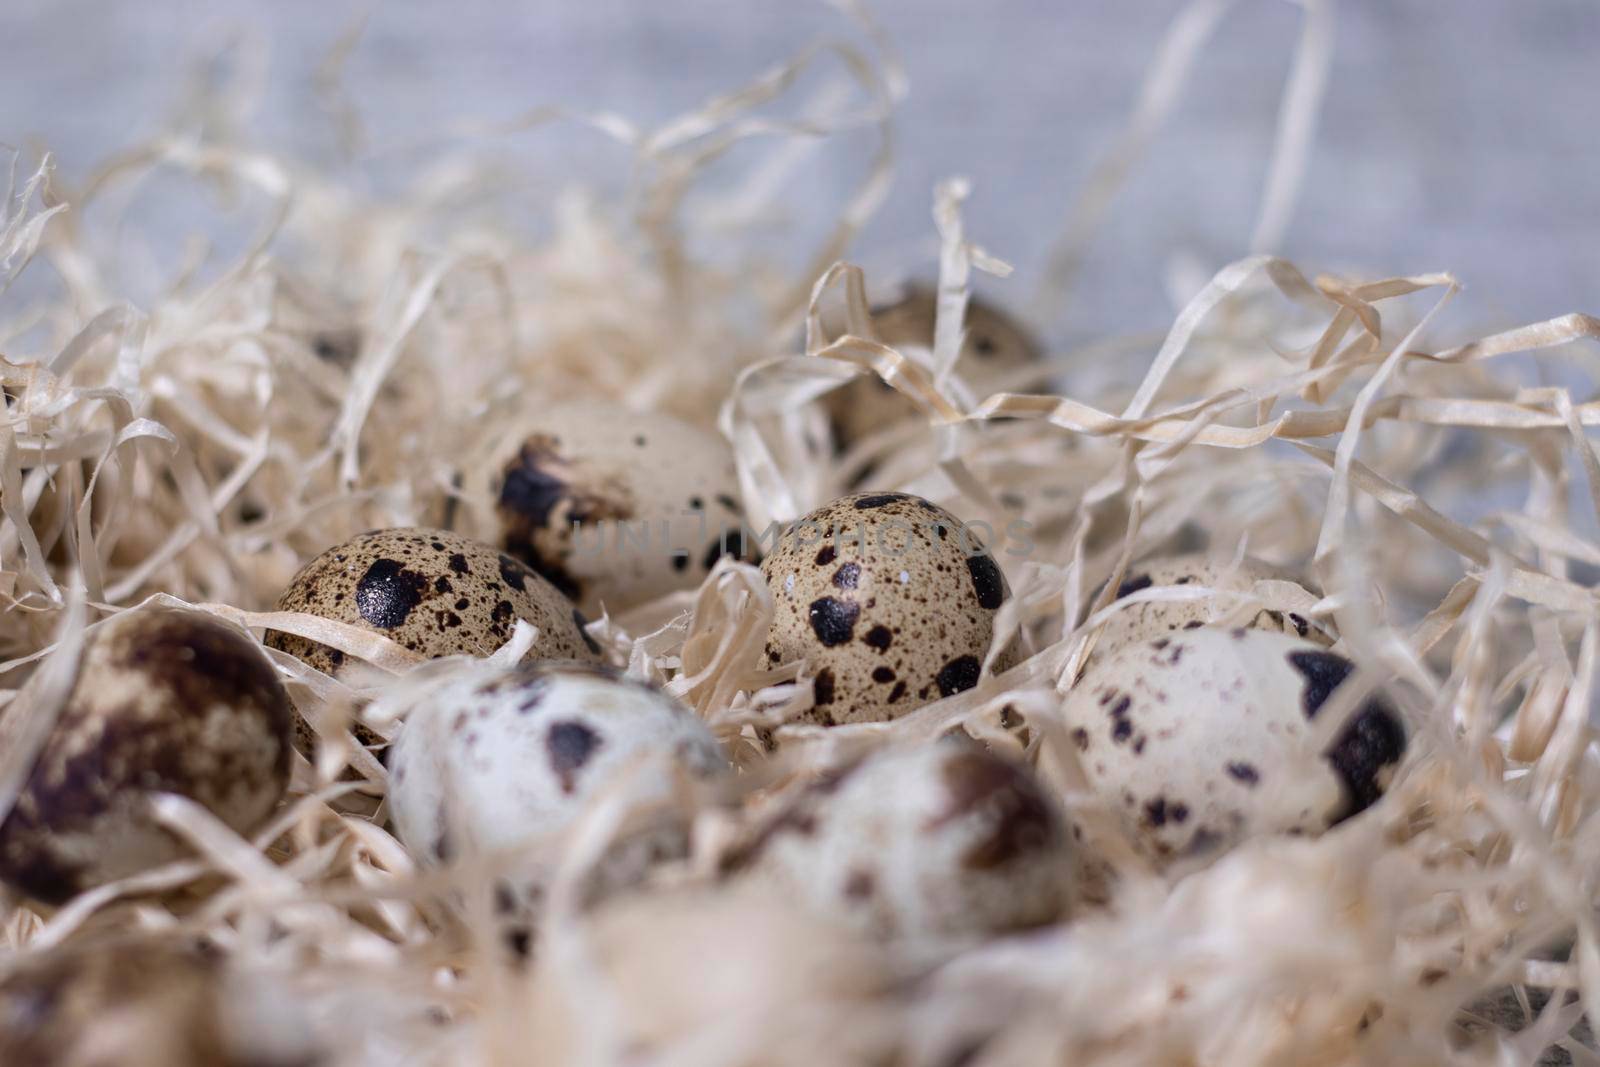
left=2, top=0, right=1597, bottom=344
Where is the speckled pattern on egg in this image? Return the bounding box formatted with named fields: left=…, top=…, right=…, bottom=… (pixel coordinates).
left=0, top=936, right=314, bottom=1067
left=760, top=492, right=1014, bottom=726
left=721, top=742, right=1072, bottom=939
left=388, top=660, right=727, bottom=905
left=266, top=527, right=600, bottom=750
left=0, top=608, right=292, bottom=905
left=1062, top=628, right=1407, bottom=864
left=1083, top=553, right=1333, bottom=677
left=825, top=286, right=1041, bottom=450
left=490, top=403, right=757, bottom=616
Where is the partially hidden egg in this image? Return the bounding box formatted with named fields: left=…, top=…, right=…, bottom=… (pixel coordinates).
left=760, top=491, right=1014, bottom=726
left=388, top=661, right=728, bottom=910
left=265, top=527, right=601, bottom=751
left=1061, top=628, right=1406, bottom=864
left=0, top=608, right=292, bottom=905
left=0, top=936, right=318, bottom=1067
left=825, top=285, right=1042, bottom=450
left=490, top=402, right=757, bottom=616
left=721, top=742, right=1073, bottom=939
left=1083, top=553, right=1332, bottom=677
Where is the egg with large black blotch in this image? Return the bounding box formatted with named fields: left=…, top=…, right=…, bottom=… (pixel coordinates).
left=0, top=607, right=292, bottom=906
left=265, top=527, right=602, bottom=753
left=824, top=285, right=1042, bottom=451
left=1060, top=628, right=1406, bottom=865
left=488, top=402, right=757, bottom=616
left=760, top=491, right=1014, bottom=726
left=721, top=742, right=1073, bottom=939
left=388, top=660, right=728, bottom=914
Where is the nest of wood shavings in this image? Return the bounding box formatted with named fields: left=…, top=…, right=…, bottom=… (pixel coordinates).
left=3, top=3, right=1600, bottom=1065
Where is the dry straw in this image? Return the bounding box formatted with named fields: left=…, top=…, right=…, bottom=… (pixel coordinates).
left=1, top=0, right=1598, bottom=1064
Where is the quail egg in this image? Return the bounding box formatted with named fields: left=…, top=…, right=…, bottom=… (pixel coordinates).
left=1083, top=554, right=1331, bottom=676
left=825, top=285, right=1042, bottom=450
left=760, top=491, right=1014, bottom=726
left=265, top=527, right=601, bottom=751
left=0, top=607, right=292, bottom=905
left=0, top=936, right=317, bottom=1067
left=489, top=402, right=757, bottom=615
left=722, top=742, right=1072, bottom=939
left=1061, top=627, right=1406, bottom=864
left=388, top=660, right=728, bottom=913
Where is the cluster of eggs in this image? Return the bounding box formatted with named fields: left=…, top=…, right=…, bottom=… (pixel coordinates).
left=0, top=287, right=1411, bottom=1053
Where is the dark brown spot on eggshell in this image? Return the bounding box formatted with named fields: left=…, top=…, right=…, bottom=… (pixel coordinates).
left=545, top=720, right=603, bottom=794
left=499, top=555, right=528, bottom=591
left=573, top=609, right=601, bottom=654
left=356, top=558, right=428, bottom=628
left=813, top=669, right=836, bottom=706
left=852, top=493, right=912, bottom=509
left=1286, top=649, right=1408, bottom=815
left=809, top=597, right=860, bottom=646
left=937, top=655, right=982, bottom=697
left=832, top=562, right=861, bottom=589
left=1117, top=573, right=1152, bottom=599
left=933, top=749, right=1060, bottom=872
left=965, top=552, right=1007, bottom=610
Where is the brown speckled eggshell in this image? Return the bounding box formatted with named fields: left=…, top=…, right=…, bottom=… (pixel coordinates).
left=722, top=742, right=1072, bottom=939
left=1082, top=553, right=1333, bottom=679
left=265, top=527, right=601, bottom=753
left=1062, top=628, right=1406, bottom=865
left=760, top=492, right=1013, bottom=726
left=0, top=608, right=292, bottom=906
left=0, top=936, right=313, bottom=1067
left=491, top=403, right=757, bottom=617
left=825, top=286, right=1041, bottom=450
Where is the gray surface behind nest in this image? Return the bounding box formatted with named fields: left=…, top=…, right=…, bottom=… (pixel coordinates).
left=1, top=0, right=1598, bottom=347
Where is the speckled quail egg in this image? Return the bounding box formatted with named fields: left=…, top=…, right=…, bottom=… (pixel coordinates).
left=825, top=285, right=1042, bottom=450
left=1083, top=553, right=1332, bottom=677
left=722, top=742, right=1072, bottom=939
left=0, top=608, right=292, bottom=905
left=760, top=491, right=1015, bottom=726
left=0, top=936, right=317, bottom=1067
left=388, top=660, right=728, bottom=910
left=489, top=402, right=757, bottom=616
left=1061, top=627, right=1406, bottom=864
left=265, top=527, right=601, bottom=751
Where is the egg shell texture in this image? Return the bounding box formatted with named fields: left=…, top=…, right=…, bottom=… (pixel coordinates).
left=0, top=938, right=221, bottom=1067
left=0, top=608, right=291, bottom=905
left=493, top=403, right=756, bottom=616
left=826, top=287, right=1041, bottom=449
left=268, top=526, right=599, bottom=669
left=1063, top=627, right=1406, bottom=863
left=761, top=491, right=1013, bottom=726
left=388, top=661, right=727, bottom=872
left=1084, top=554, right=1332, bottom=676
left=722, top=742, right=1072, bottom=939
